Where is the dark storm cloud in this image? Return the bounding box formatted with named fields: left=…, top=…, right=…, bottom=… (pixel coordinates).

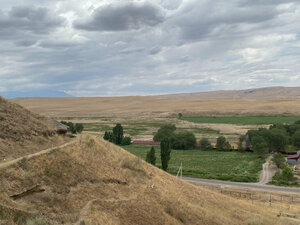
left=73, top=2, right=165, bottom=31
left=0, top=6, right=64, bottom=35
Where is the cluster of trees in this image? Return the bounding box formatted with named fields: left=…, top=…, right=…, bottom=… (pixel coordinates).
left=60, top=121, right=83, bottom=134
left=247, top=120, right=300, bottom=157
left=153, top=124, right=196, bottom=149
left=199, top=136, right=232, bottom=151
left=103, top=123, right=131, bottom=146
left=145, top=140, right=171, bottom=171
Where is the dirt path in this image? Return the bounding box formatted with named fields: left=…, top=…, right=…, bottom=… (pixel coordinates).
left=258, top=155, right=278, bottom=185
left=0, top=138, right=77, bottom=170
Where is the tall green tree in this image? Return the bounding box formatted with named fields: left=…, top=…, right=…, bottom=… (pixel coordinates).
left=252, top=136, right=268, bottom=158
left=292, top=130, right=300, bottom=148
left=160, top=138, right=171, bottom=171
left=146, top=146, right=156, bottom=165
left=113, top=123, right=123, bottom=145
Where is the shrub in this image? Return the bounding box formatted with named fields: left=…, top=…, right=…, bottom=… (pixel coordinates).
left=153, top=124, right=176, bottom=142
left=270, top=167, right=298, bottom=186
left=171, top=131, right=196, bottom=149
left=146, top=146, right=156, bottom=165
left=199, top=138, right=212, bottom=150
left=216, top=136, right=230, bottom=151
left=121, top=136, right=132, bottom=145
left=75, top=123, right=84, bottom=133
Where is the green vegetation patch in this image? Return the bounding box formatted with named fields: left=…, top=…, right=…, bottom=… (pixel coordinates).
left=123, top=145, right=264, bottom=182
left=182, top=116, right=300, bottom=125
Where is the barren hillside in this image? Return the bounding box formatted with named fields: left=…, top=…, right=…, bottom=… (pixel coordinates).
left=0, top=96, right=69, bottom=161
left=0, top=136, right=297, bottom=225
left=161, top=86, right=300, bottom=99
left=12, top=96, right=300, bottom=117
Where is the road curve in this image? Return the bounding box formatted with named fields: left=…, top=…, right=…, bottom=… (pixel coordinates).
left=0, top=138, right=77, bottom=170
left=182, top=176, right=300, bottom=194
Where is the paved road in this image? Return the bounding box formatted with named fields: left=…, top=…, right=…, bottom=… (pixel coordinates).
left=182, top=176, right=300, bottom=194
left=0, top=139, right=77, bottom=170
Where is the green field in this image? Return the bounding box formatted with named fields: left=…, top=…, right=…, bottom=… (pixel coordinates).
left=182, top=116, right=300, bottom=125
left=122, top=145, right=265, bottom=182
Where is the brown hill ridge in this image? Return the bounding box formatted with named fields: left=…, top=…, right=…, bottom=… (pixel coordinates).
left=0, top=96, right=69, bottom=161
left=160, top=86, right=300, bottom=99
left=0, top=136, right=296, bottom=225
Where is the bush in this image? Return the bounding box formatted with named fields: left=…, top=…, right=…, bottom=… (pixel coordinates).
left=199, top=138, right=212, bottom=150
left=121, top=136, right=132, bottom=145
left=270, top=167, right=298, bottom=186
left=216, top=136, right=230, bottom=151
left=146, top=146, right=156, bottom=165
left=171, top=131, right=196, bottom=149
left=60, top=121, right=84, bottom=134
left=153, top=124, right=176, bottom=142
left=75, top=123, right=84, bottom=133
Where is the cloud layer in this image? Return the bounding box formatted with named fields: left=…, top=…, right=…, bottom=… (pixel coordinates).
left=0, top=0, right=299, bottom=96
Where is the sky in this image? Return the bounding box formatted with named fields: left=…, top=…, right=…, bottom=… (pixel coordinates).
left=0, top=0, right=300, bottom=97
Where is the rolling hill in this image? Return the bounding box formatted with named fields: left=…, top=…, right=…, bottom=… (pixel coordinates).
left=160, top=86, right=300, bottom=99
left=0, top=98, right=298, bottom=224
left=0, top=96, right=69, bottom=161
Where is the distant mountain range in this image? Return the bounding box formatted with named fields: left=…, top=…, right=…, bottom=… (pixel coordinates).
left=160, top=86, right=300, bottom=99
left=1, top=90, right=72, bottom=98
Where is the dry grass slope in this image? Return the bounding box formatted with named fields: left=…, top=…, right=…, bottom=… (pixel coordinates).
left=0, top=96, right=69, bottom=161
left=0, top=136, right=298, bottom=225
left=13, top=96, right=300, bottom=118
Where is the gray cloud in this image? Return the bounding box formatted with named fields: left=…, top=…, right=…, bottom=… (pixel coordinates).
left=73, top=2, right=165, bottom=31
left=172, top=0, right=280, bottom=41
left=0, top=6, right=64, bottom=36
left=0, top=0, right=300, bottom=97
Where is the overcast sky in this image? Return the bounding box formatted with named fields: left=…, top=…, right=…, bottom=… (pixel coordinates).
left=1, top=0, right=300, bottom=96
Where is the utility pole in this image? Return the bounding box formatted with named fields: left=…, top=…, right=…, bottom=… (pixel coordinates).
left=176, top=162, right=183, bottom=179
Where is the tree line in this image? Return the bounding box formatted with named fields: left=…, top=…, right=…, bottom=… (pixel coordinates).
left=60, top=121, right=83, bottom=134
left=103, top=123, right=131, bottom=146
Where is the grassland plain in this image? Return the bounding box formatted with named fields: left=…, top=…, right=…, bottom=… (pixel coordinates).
left=123, top=145, right=265, bottom=182
left=182, top=116, right=300, bottom=125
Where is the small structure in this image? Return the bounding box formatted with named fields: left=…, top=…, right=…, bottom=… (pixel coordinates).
left=287, top=152, right=300, bottom=165
left=42, top=117, right=69, bottom=134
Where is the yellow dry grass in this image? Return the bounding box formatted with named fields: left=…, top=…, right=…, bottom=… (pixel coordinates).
left=0, top=136, right=299, bottom=225
left=0, top=97, right=70, bottom=161
left=12, top=97, right=300, bottom=117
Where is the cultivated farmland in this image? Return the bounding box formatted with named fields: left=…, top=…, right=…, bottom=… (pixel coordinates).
left=123, top=145, right=265, bottom=182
